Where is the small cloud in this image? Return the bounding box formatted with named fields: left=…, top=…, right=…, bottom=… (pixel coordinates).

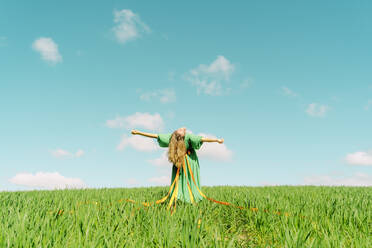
left=148, top=176, right=169, bottom=185
left=198, top=133, right=233, bottom=162
left=51, top=149, right=71, bottom=158
left=117, top=134, right=158, bottom=152
left=112, top=9, right=150, bottom=44
left=106, top=112, right=164, bottom=131
left=9, top=172, right=86, bottom=190
left=345, top=150, right=372, bottom=166
left=50, top=149, right=84, bottom=159
left=364, top=99, right=372, bottom=111
left=281, top=86, right=298, bottom=97
left=303, top=172, right=372, bottom=186
left=185, top=56, right=235, bottom=96
left=306, top=103, right=330, bottom=117
left=32, top=37, right=62, bottom=64
left=75, top=149, right=85, bottom=158
left=140, top=89, right=176, bottom=103
left=148, top=151, right=173, bottom=178
left=148, top=151, right=170, bottom=167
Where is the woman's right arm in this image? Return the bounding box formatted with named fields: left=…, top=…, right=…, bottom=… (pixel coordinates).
left=131, top=130, right=158, bottom=139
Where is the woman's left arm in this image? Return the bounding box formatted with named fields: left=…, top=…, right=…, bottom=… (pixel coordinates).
left=131, top=130, right=158, bottom=139
left=201, top=137, right=224, bottom=144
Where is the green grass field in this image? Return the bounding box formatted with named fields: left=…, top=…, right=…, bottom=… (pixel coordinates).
left=0, top=186, right=371, bottom=247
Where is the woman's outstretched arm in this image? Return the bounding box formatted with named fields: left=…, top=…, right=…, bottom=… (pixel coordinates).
left=131, top=129, right=158, bottom=139
left=201, top=137, right=224, bottom=144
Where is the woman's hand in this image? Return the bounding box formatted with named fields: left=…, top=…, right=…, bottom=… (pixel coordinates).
left=218, top=138, right=224, bottom=144
left=131, top=129, right=138, bottom=135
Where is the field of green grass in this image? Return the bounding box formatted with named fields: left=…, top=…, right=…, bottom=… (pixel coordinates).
left=0, top=186, right=371, bottom=247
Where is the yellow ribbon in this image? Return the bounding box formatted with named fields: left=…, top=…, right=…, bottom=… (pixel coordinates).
left=52, top=153, right=292, bottom=219
left=183, top=158, right=195, bottom=204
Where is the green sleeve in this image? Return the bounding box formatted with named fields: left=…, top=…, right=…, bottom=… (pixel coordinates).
left=157, top=133, right=172, bottom=147
left=189, top=134, right=203, bottom=150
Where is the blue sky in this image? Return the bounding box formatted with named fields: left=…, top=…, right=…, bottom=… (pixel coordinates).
left=1, top=0, right=372, bottom=191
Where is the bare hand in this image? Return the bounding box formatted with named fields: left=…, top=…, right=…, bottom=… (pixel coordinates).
left=218, top=138, right=224, bottom=144
left=131, top=129, right=138, bottom=135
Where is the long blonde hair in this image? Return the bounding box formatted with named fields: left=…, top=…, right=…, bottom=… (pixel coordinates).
left=168, top=131, right=186, bottom=168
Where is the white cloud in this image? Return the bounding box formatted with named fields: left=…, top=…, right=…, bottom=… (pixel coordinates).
left=148, top=151, right=173, bottom=181
left=140, top=89, right=176, bottom=103
left=303, top=172, right=372, bottom=186
left=9, top=172, right=86, bottom=190
left=106, top=112, right=164, bottom=131
left=50, top=149, right=84, bottom=159
left=75, top=149, right=85, bottom=158
left=117, top=134, right=158, bottom=152
left=186, top=56, right=235, bottom=95
left=281, top=86, right=298, bottom=97
left=345, top=150, right=372, bottom=166
left=148, top=176, right=170, bottom=185
left=51, top=149, right=71, bottom=158
left=306, top=103, right=330, bottom=117
left=32, top=37, right=62, bottom=64
left=148, top=151, right=170, bottom=167
left=364, top=100, right=372, bottom=111
left=112, top=9, right=150, bottom=44
left=198, top=133, right=233, bottom=162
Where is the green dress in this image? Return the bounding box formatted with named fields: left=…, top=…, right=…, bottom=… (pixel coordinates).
left=157, top=133, right=204, bottom=203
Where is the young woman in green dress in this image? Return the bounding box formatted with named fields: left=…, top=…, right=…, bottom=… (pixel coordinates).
left=131, top=127, right=224, bottom=209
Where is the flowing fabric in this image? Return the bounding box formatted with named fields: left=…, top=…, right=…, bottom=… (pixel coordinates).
left=157, top=133, right=204, bottom=204
left=118, top=133, right=244, bottom=213
left=58, top=133, right=292, bottom=216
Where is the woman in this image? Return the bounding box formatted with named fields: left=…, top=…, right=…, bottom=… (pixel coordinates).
left=131, top=127, right=224, bottom=208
